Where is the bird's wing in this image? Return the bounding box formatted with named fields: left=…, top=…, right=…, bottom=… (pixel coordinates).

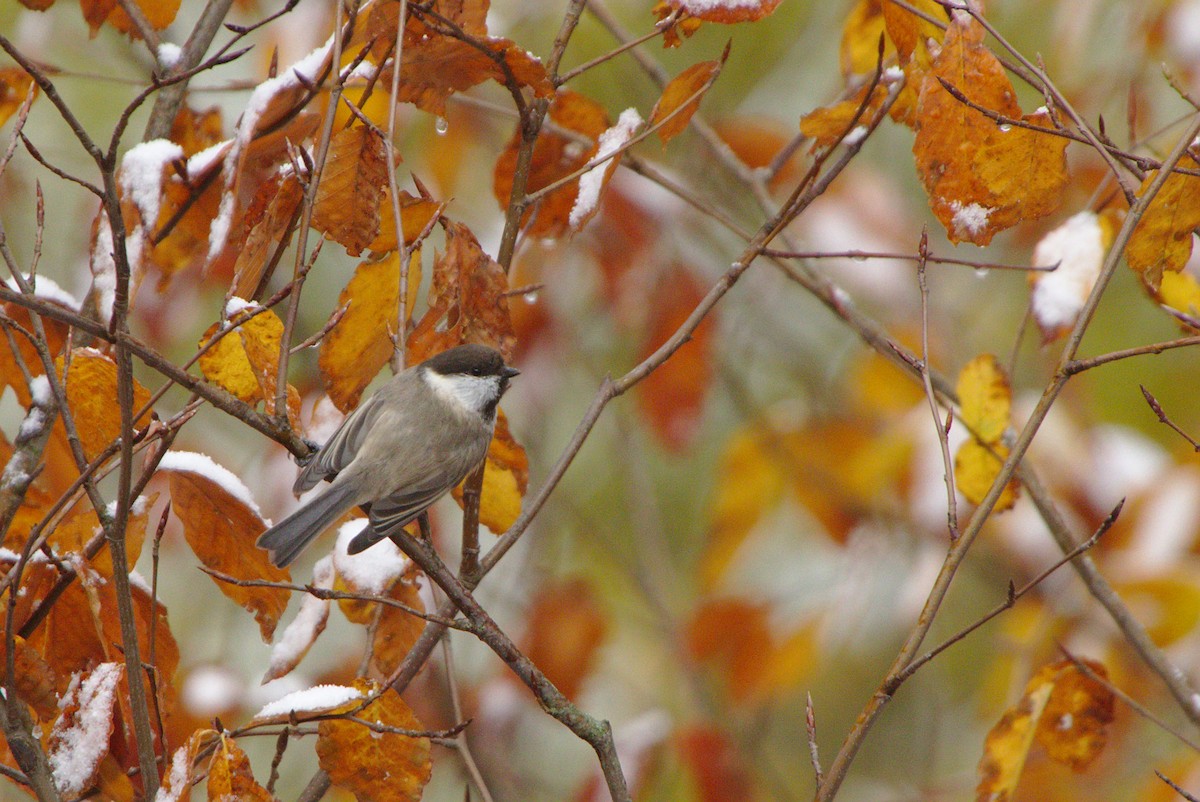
left=293, top=391, right=388, bottom=493
left=346, top=483, right=451, bottom=554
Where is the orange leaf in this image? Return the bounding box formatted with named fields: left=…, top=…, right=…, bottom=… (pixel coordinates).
left=409, top=221, right=515, bottom=363
left=199, top=302, right=285, bottom=407
left=1, top=636, right=58, bottom=720
left=161, top=451, right=290, bottom=641
left=207, top=734, right=273, bottom=801
left=0, top=285, right=72, bottom=406
left=912, top=15, right=1067, bottom=244
left=653, top=2, right=703, bottom=48
left=520, top=579, right=608, bottom=701
left=82, top=0, right=180, bottom=36
left=56, top=348, right=153, bottom=463
left=663, top=0, right=782, bottom=23
left=636, top=268, right=713, bottom=451
left=48, top=494, right=154, bottom=578
left=712, top=117, right=802, bottom=188
left=168, top=104, right=224, bottom=158
left=316, top=679, right=432, bottom=801
left=369, top=188, right=442, bottom=252
left=1125, top=154, right=1200, bottom=291
left=651, top=51, right=726, bottom=144
left=311, top=125, right=389, bottom=257
left=799, top=84, right=888, bottom=148
left=0, top=67, right=36, bottom=128
left=318, top=251, right=421, bottom=412
left=451, top=407, right=528, bottom=533
left=880, top=0, right=946, bottom=69
left=494, top=91, right=610, bottom=240
left=371, top=567, right=427, bottom=675
left=156, top=730, right=212, bottom=802
left=676, top=726, right=755, bottom=802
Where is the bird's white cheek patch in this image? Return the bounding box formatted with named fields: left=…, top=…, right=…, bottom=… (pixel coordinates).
left=423, top=371, right=498, bottom=416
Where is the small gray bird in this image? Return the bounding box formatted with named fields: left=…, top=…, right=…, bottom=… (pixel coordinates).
left=257, top=343, right=519, bottom=567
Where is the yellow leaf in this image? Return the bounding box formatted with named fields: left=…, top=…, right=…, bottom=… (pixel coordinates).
left=452, top=408, right=528, bottom=533
left=1033, top=659, right=1114, bottom=769
left=369, top=188, right=442, bottom=252
left=800, top=85, right=887, bottom=148
left=840, top=0, right=894, bottom=78
left=317, top=679, right=431, bottom=801
left=199, top=303, right=285, bottom=406
left=956, top=353, right=1011, bottom=444
left=318, top=251, right=420, bottom=412
left=56, top=348, right=154, bottom=463
left=1159, top=270, right=1200, bottom=326
left=975, top=674, right=1054, bottom=802
left=1125, top=155, right=1200, bottom=291
left=954, top=438, right=1019, bottom=511
left=1116, top=576, right=1200, bottom=647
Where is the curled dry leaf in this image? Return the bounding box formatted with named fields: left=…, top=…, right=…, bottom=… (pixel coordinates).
left=409, top=221, right=516, bottom=362
left=912, top=15, right=1067, bottom=244
left=311, top=125, right=390, bottom=257
left=207, top=733, right=273, bottom=801
left=651, top=47, right=727, bottom=145
left=316, top=679, right=432, bottom=802
left=0, top=67, right=36, bottom=128
left=451, top=407, right=528, bottom=534
left=318, top=250, right=422, bottom=413
left=494, top=91, right=610, bottom=240
left=161, top=452, right=290, bottom=641
left=1125, top=154, right=1200, bottom=292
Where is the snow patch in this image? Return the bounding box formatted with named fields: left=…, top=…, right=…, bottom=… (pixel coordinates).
left=48, top=663, right=123, bottom=797
left=158, top=451, right=262, bottom=516
left=949, top=201, right=992, bottom=237
left=254, top=683, right=363, bottom=719
left=264, top=556, right=333, bottom=681
left=333, top=520, right=409, bottom=595
left=1029, top=211, right=1105, bottom=334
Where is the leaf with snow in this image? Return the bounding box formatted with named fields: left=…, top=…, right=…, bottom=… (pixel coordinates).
left=252, top=683, right=365, bottom=723
left=48, top=663, right=124, bottom=798
left=912, top=15, right=1067, bottom=244
left=663, top=0, right=783, bottom=23
left=160, top=450, right=290, bottom=641
left=570, top=109, right=643, bottom=230
left=263, top=556, right=334, bottom=683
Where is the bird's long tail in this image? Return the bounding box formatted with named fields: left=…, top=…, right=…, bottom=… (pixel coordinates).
left=256, top=481, right=358, bottom=567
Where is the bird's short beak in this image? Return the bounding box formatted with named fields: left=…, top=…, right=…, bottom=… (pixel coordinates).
left=503, top=366, right=520, bottom=379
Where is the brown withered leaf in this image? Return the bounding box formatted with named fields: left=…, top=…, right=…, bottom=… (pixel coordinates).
left=1, top=636, right=58, bottom=720
left=55, top=348, right=153, bottom=463
left=198, top=303, right=285, bottom=407
left=651, top=48, right=727, bottom=144
left=0, top=67, right=36, bottom=128
left=162, top=453, right=290, bottom=641
left=369, top=187, right=442, bottom=253
left=451, top=407, right=528, bottom=533
left=494, top=91, right=610, bottom=240
left=207, top=733, right=273, bottom=801
left=1125, top=154, right=1200, bottom=291
left=636, top=268, right=714, bottom=452
left=231, top=171, right=303, bottom=299
left=316, top=679, right=431, bottom=802
left=409, top=221, right=515, bottom=362
left=660, top=0, right=781, bottom=23
left=371, top=568, right=426, bottom=675
left=520, top=579, right=607, bottom=701
left=912, top=15, right=1067, bottom=244
left=318, top=251, right=422, bottom=412
left=311, top=125, right=389, bottom=257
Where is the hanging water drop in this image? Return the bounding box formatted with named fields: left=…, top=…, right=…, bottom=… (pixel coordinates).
left=435, top=117, right=449, bottom=135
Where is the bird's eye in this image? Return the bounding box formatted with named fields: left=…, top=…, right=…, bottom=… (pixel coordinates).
left=471, top=367, right=482, bottom=376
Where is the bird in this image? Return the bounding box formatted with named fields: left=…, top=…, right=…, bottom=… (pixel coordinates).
left=257, top=343, right=519, bottom=567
